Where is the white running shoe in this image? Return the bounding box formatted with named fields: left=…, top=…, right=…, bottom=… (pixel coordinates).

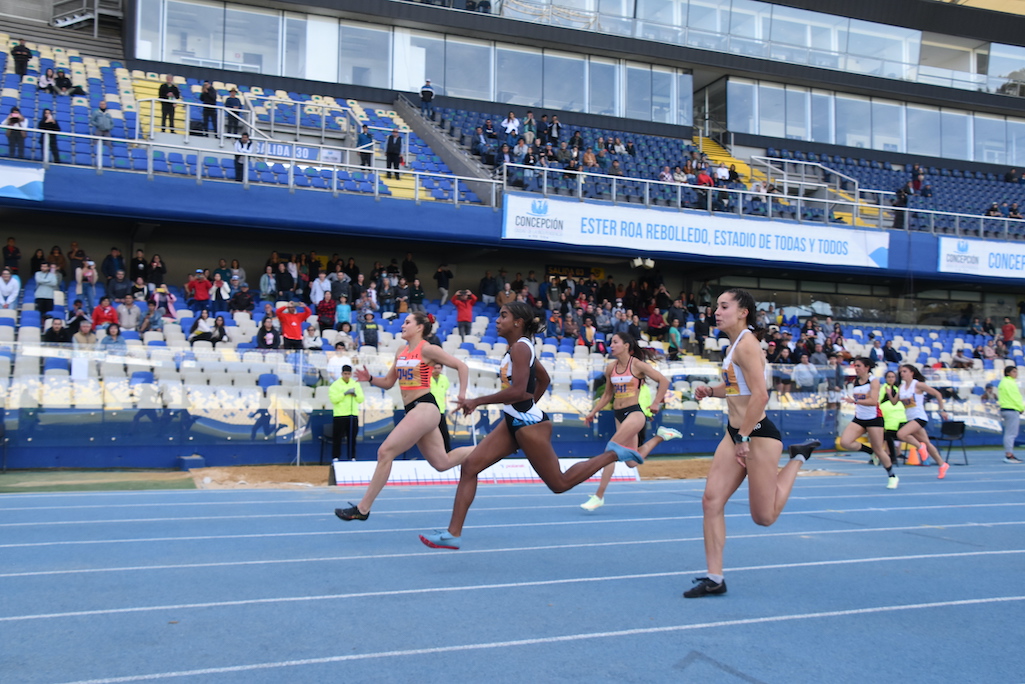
left=581, top=495, right=605, bottom=511
left=886, top=475, right=899, bottom=490
left=656, top=426, right=683, bottom=441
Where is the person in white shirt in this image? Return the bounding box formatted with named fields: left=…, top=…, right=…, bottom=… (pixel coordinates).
left=715, top=162, right=730, bottom=183
left=310, top=272, right=331, bottom=306
left=233, top=132, right=252, bottom=182
left=116, top=295, right=142, bottom=331
left=0, top=268, right=19, bottom=308
left=501, top=111, right=520, bottom=146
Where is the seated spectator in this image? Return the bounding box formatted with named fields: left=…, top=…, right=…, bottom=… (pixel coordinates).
left=66, top=299, right=89, bottom=334
left=138, top=300, right=165, bottom=334
left=983, top=317, right=996, bottom=336
left=256, top=317, right=281, bottom=349
left=38, top=68, right=57, bottom=95
left=188, top=309, right=214, bottom=343
left=608, top=160, right=624, bottom=177
left=646, top=308, right=667, bottom=340
left=714, top=163, right=730, bottom=184
left=728, top=164, right=742, bottom=183
left=335, top=321, right=357, bottom=351
left=54, top=69, right=85, bottom=96
left=582, top=147, right=597, bottom=169
left=512, top=137, right=529, bottom=163
left=493, top=143, right=513, bottom=174
left=595, top=148, right=610, bottom=170
left=981, top=385, right=998, bottom=403
left=108, top=270, right=131, bottom=301
left=659, top=165, right=673, bottom=183
left=150, top=285, right=177, bottom=319
left=920, top=183, right=933, bottom=198
left=624, top=141, right=636, bottom=156
left=985, top=203, right=1001, bottom=217
left=882, top=340, right=902, bottom=363
left=951, top=347, right=974, bottom=368
left=42, top=316, right=71, bottom=344
left=967, top=317, right=984, bottom=335
left=229, top=281, right=254, bottom=314
left=117, top=295, right=141, bottom=331
left=696, top=168, right=714, bottom=187
left=1006, top=168, right=1020, bottom=184
left=1010, top=203, right=1022, bottom=219
left=672, top=166, right=687, bottom=183
left=91, top=296, right=118, bottom=330
left=72, top=320, right=97, bottom=349
left=302, top=322, right=323, bottom=350
left=100, top=323, right=128, bottom=353
left=612, top=137, right=626, bottom=154
left=131, top=276, right=148, bottom=301
left=568, top=131, right=584, bottom=150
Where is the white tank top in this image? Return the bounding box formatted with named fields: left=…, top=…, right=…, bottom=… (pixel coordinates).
left=721, top=328, right=752, bottom=396
left=852, top=376, right=882, bottom=420
left=499, top=338, right=544, bottom=422
left=899, top=379, right=927, bottom=421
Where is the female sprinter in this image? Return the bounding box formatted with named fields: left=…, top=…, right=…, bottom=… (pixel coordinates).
left=419, top=301, right=643, bottom=549
left=685, top=289, right=817, bottom=598
left=334, top=311, right=472, bottom=521
left=580, top=332, right=681, bottom=511
left=896, top=364, right=950, bottom=479
left=839, top=357, right=899, bottom=489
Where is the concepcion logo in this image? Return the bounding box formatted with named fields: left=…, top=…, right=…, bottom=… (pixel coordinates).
left=945, top=239, right=978, bottom=266
left=514, top=198, right=564, bottom=232
left=957, top=240, right=969, bottom=253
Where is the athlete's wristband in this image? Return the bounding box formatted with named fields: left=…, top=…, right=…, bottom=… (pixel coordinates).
left=733, top=433, right=751, bottom=444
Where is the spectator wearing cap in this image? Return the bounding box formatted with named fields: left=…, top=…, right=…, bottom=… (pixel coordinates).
left=420, top=79, right=435, bottom=118
left=361, top=312, right=379, bottom=347
left=229, top=281, right=254, bottom=314
left=276, top=301, right=309, bottom=350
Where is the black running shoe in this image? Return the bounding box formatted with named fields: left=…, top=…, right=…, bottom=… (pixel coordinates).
left=789, top=439, right=821, bottom=461
left=335, top=503, right=369, bottom=521
left=683, top=576, right=727, bottom=598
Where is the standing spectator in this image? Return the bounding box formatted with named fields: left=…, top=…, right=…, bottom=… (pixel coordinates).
left=100, top=247, right=124, bottom=285
left=38, top=109, right=61, bottom=163
left=233, top=132, right=252, bottom=182
left=453, top=288, right=477, bottom=338
left=393, top=277, right=409, bottom=314
left=199, top=81, right=218, bottom=133
left=330, top=364, right=364, bottom=461
left=409, top=278, right=426, bottom=313
left=522, top=111, right=537, bottom=146
left=4, top=106, right=26, bottom=158
left=157, top=74, right=180, bottom=133
left=90, top=100, right=113, bottom=138
left=5, top=237, right=22, bottom=274
left=549, top=115, right=563, bottom=147
left=191, top=270, right=212, bottom=314
left=1003, top=316, right=1017, bottom=345
left=385, top=128, right=403, bottom=179
left=433, top=263, right=453, bottom=306
left=999, top=365, right=1024, bottom=464
left=276, top=301, right=310, bottom=350
left=10, top=39, right=31, bottom=80
left=479, top=270, right=498, bottom=305
left=316, top=289, right=336, bottom=328
left=117, top=296, right=141, bottom=331
left=419, top=79, right=435, bottom=118
left=128, top=249, right=148, bottom=283
left=401, top=251, right=418, bottom=283
left=357, top=124, right=374, bottom=167
left=33, top=262, right=58, bottom=319
left=792, top=354, right=820, bottom=395
left=147, top=254, right=166, bottom=289
left=0, top=268, right=18, bottom=309
left=360, top=312, right=379, bottom=347
left=224, top=88, right=243, bottom=135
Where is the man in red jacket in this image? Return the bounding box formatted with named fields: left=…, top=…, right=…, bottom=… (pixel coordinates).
left=276, top=301, right=310, bottom=350
left=453, top=289, right=477, bottom=339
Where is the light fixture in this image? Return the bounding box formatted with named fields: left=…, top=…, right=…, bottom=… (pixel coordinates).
left=630, top=257, right=643, bottom=268
left=642, top=258, right=655, bottom=269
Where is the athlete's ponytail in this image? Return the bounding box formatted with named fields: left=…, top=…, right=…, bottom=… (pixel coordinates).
left=410, top=310, right=433, bottom=336
left=613, top=332, right=656, bottom=363
left=900, top=363, right=925, bottom=382
left=505, top=301, right=540, bottom=337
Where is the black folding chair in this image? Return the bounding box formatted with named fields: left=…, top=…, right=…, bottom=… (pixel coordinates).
left=931, top=421, right=968, bottom=465
left=318, top=424, right=334, bottom=465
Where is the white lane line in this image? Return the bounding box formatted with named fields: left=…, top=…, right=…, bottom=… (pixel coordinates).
left=5, top=551, right=1020, bottom=627
left=3, top=486, right=1024, bottom=528
left=2, top=501, right=1023, bottom=549
left=1, top=521, right=1021, bottom=579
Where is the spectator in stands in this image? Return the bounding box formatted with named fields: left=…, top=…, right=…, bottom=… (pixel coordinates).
left=810, top=343, right=828, bottom=366
left=53, top=69, right=83, bottom=96
left=361, top=311, right=379, bottom=347
left=10, top=39, right=31, bottom=80
left=714, top=163, right=730, bottom=185
left=985, top=202, right=1001, bottom=217
left=274, top=262, right=295, bottom=302
left=100, top=247, right=123, bottom=285
left=479, top=270, right=498, bottom=305
left=385, top=128, right=403, bottom=180
left=255, top=317, right=280, bottom=349
left=138, top=300, right=164, bottom=334
left=882, top=340, right=902, bottom=363
left=951, top=347, right=974, bottom=369
left=792, top=354, right=819, bottom=395
left=471, top=126, right=490, bottom=159
left=199, top=81, right=218, bottom=133
left=302, top=321, right=323, bottom=350
left=224, top=88, right=243, bottom=136
left=233, top=132, right=252, bottom=182
left=967, top=317, right=984, bottom=335
left=29, top=248, right=46, bottom=276
left=42, top=316, right=71, bottom=344
left=624, top=140, right=636, bottom=156
left=409, top=278, right=426, bottom=313
left=90, top=100, right=113, bottom=138
left=522, top=111, right=537, bottom=145
left=496, top=282, right=516, bottom=307
left=577, top=147, right=594, bottom=170
left=0, top=268, right=17, bottom=309
left=868, top=338, right=882, bottom=363
left=36, top=109, right=61, bottom=163
left=158, top=74, right=180, bottom=133
left=419, top=79, right=435, bottom=118
left=4, top=106, right=26, bottom=158
left=355, top=124, right=374, bottom=168
left=117, top=296, right=141, bottom=331
left=434, top=263, right=453, bottom=306
left=1006, top=168, right=1020, bottom=184
left=100, top=323, right=128, bottom=353
left=66, top=299, right=87, bottom=333
left=132, top=276, right=148, bottom=300
left=34, top=261, right=58, bottom=319
left=146, top=254, right=166, bottom=290
left=493, top=143, right=512, bottom=175
left=189, top=269, right=212, bottom=314
left=277, top=301, right=309, bottom=350
left=647, top=307, right=667, bottom=340
left=108, top=270, right=131, bottom=301
left=73, top=320, right=97, bottom=349
left=2, top=237, right=19, bottom=275
left=501, top=111, right=520, bottom=147
left=92, top=296, right=118, bottom=330
left=891, top=186, right=909, bottom=229
left=188, top=310, right=214, bottom=345
left=1003, top=316, right=1017, bottom=344
left=454, top=288, right=477, bottom=338
left=512, top=137, right=529, bottom=163
left=920, top=182, right=933, bottom=198
left=548, top=115, right=563, bottom=147
left=228, top=281, right=254, bottom=315
left=983, top=316, right=996, bottom=336
left=258, top=265, right=276, bottom=301
left=595, top=148, right=610, bottom=171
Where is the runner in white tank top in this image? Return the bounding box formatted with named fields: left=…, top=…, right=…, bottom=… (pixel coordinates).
left=839, top=357, right=898, bottom=489
left=895, top=364, right=950, bottom=479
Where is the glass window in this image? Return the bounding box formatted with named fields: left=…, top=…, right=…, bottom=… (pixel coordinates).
left=636, top=0, right=684, bottom=44
left=987, top=43, right=1025, bottom=80
left=543, top=51, right=586, bottom=112
left=651, top=67, right=674, bottom=124
left=625, top=63, right=651, bottom=121
left=588, top=59, right=618, bottom=116
left=726, top=78, right=756, bottom=135
left=496, top=46, right=543, bottom=107
left=845, top=20, right=919, bottom=63
left=785, top=86, right=808, bottom=140
left=283, top=15, right=306, bottom=80
left=834, top=95, right=871, bottom=148
left=164, top=0, right=224, bottom=68
left=871, top=99, right=904, bottom=153
left=677, top=71, right=693, bottom=126
left=757, top=83, right=785, bottom=138
left=686, top=0, right=729, bottom=51
left=445, top=37, right=493, bottom=101
left=1008, top=120, right=1025, bottom=167
left=941, top=110, right=970, bottom=161
left=809, top=90, right=833, bottom=143
left=906, top=105, right=941, bottom=158
left=223, top=6, right=280, bottom=74
left=296, top=15, right=338, bottom=83
left=727, top=0, right=768, bottom=58
left=340, top=21, right=391, bottom=90
left=392, top=29, right=442, bottom=94
left=598, top=0, right=633, bottom=16
left=136, top=0, right=162, bottom=61
left=974, top=114, right=1007, bottom=164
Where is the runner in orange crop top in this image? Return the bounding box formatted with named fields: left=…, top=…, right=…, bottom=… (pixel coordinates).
left=581, top=331, right=680, bottom=510
left=685, top=288, right=816, bottom=599
left=335, top=312, right=474, bottom=522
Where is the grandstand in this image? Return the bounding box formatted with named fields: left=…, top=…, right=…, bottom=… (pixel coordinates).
left=0, top=0, right=1023, bottom=468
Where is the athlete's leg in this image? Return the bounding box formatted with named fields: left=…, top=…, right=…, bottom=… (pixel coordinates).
left=355, top=403, right=442, bottom=514
left=445, top=421, right=519, bottom=537
left=839, top=421, right=867, bottom=452
left=744, top=436, right=799, bottom=527
left=518, top=422, right=617, bottom=493
left=701, top=434, right=748, bottom=576
left=913, top=425, right=946, bottom=465
left=592, top=413, right=644, bottom=500
left=896, top=421, right=922, bottom=450
left=866, top=426, right=893, bottom=469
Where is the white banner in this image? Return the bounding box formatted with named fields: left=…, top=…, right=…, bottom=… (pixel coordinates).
left=0, top=164, right=44, bottom=201
left=331, top=458, right=640, bottom=486
left=502, top=193, right=889, bottom=268
left=937, top=236, right=1025, bottom=279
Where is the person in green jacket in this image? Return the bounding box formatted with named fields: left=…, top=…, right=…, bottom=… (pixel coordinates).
left=329, top=365, right=364, bottom=461
left=879, top=370, right=906, bottom=466
left=430, top=362, right=451, bottom=452
left=998, top=365, right=1024, bottom=463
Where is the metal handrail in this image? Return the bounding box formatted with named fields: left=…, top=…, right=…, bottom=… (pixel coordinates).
left=135, top=97, right=263, bottom=147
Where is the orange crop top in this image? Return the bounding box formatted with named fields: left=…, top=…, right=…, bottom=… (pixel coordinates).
left=396, top=340, right=432, bottom=391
